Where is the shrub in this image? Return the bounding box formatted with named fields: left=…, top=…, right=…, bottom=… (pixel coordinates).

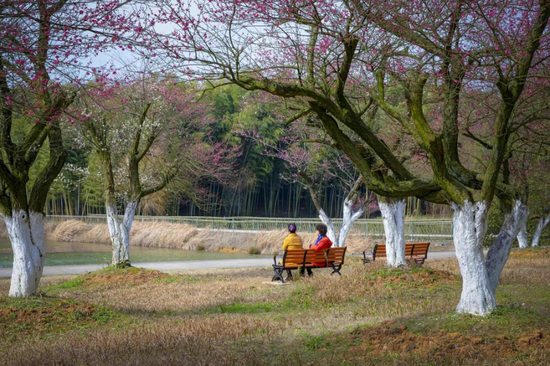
left=248, top=246, right=261, bottom=255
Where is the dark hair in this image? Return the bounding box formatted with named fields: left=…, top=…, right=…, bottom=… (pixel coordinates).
left=287, top=223, right=297, bottom=233
left=315, top=223, right=327, bottom=236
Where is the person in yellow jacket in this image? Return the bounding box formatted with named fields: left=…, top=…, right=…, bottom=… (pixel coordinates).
left=281, top=223, right=303, bottom=280
left=283, top=223, right=302, bottom=251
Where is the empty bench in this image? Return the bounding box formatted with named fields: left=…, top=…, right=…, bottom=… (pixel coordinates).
left=362, top=242, right=430, bottom=265
left=272, top=247, right=347, bottom=283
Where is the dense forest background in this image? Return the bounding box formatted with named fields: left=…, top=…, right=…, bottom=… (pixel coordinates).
left=37, top=84, right=451, bottom=219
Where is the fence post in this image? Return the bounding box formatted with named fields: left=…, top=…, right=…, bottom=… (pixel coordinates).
left=365, top=222, right=369, bottom=237
left=410, top=222, right=414, bottom=240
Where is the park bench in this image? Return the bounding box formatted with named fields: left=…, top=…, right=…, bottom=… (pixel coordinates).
left=362, top=242, right=430, bottom=266
left=272, top=247, right=347, bottom=283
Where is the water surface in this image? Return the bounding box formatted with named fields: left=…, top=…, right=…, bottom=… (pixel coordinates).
left=0, top=241, right=255, bottom=268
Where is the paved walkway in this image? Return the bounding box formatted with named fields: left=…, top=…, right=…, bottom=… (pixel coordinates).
left=0, top=258, right=275, bottom=278
left=0, top=250, right=460, bottom=278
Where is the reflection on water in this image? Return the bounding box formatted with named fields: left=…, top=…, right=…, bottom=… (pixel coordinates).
left=0, top=241, right=255, bottom=268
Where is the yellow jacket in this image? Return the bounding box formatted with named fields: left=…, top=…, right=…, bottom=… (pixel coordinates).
left=282, top=233, right=303, bottom=251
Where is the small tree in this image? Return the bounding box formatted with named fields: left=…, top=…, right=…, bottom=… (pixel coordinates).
left=73, top=76, right=230, bottom=267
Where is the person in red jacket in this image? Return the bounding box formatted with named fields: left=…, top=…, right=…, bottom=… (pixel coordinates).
left=300, top=223, right=333, bottom=276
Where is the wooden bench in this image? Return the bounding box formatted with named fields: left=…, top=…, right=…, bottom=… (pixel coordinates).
left=272, top=247, right=347, bottom=283
left=362, top=242, right=430, bottom=265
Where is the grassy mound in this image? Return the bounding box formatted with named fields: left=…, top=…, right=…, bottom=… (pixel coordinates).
left=0, top=297, right=116, bottom=335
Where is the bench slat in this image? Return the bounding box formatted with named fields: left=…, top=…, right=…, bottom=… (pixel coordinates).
left=272, top=247, right=347, bottom=283
left=363, top=242, right=430, bottom=265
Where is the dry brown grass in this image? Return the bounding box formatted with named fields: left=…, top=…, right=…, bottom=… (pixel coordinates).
left=1, top=253, right=550, bottom=365
left=1, top=316, right=287, bottom=366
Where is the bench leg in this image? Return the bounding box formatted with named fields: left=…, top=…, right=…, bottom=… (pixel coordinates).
left=272, top=268, right=285, bottom=283
left=330, top=264, right=342, bottom=276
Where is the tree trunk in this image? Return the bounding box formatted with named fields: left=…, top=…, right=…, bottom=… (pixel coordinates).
left=517, top=220, right=529, bottom=249
left=379, top=199, right=407, bottom=267
left=486, top=200, right=529, bottom=294
left=107, top=200, right=138, bottom=268
left=5, top=211, right=46, bottom=297
left=452, top=201, right=495, bottom=315
left=318, top=208, right=337, bottom=245
left=336, top=198, right=364, bottom=247
left=531, top=214, right=550, bottom=247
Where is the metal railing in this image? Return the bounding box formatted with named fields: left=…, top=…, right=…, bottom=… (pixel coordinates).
left=47, top=215, right=454, bottom=240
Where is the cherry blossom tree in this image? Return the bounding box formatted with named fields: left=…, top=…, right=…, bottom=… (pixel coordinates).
left=139, top=0, right=550, bottom=315
left=72, top=75, right=231, bottom=267
left=0, top=0, right=130, bottom=296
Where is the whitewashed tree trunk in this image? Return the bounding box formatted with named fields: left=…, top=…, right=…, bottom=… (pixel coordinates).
left=452, top=201, right=495, bottom=315
left=5, top=211, right=46, bottom=297
left=318, top=209, right=337, bottom=245
left=379, top=199, right=406, bottom=267
left=486, top=200, right=529, bottom=294
left=107, top=200, right=138, bottom=267
left=453, top=200, right=529, bottom=316
left=517, top=220, right=529, bottom=249
left=531, top=214, right=550, bottom=247
left=318, top=199, right=365, bottom=248
left=336, top=198, right=365, bottom=247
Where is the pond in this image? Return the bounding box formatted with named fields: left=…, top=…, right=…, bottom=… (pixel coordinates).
left=0, top=241, right=255, bottom=268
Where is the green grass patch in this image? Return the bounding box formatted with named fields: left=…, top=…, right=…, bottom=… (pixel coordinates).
left=44, top=276, right=88, bottom=292
left=213, top=302, right=275, bottom=314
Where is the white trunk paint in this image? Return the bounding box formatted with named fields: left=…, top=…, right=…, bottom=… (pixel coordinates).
left=517, top=220, right=529, bottom=249
left=379, top=199, right=406, bottom=267
left=318, top=199, right=365, bottom=248
left=452, top=201, right=495, bottom=315
left=5, top=211, right=46, bottom=297
left=336, top=198, right=365, bottom=247
left=486, top=200, right=529, bottom=294
left=107, top=200, right=138, bottom=267
left=531, top=214, right=550, bottom=247
left=318, top=209, right=337, bottom=245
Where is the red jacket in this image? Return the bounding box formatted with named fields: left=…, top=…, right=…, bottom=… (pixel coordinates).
left=310, top=236, right=333, bottom=267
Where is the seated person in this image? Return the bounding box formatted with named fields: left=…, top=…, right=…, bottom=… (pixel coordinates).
left=300, top=223, right=333, bottom=276
left=281, top=223, right=302, bottom=280
left=283, top=223, right=302, bottom=251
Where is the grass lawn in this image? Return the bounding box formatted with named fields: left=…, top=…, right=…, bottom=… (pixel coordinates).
left=1, top=248, right=549, bottom=365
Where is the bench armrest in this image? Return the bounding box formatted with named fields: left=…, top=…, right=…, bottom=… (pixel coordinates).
left=363, top=249, right=373, bottom=258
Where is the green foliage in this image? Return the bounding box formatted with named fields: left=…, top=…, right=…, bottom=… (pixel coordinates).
left=248, top=246, right=261, bottom=255
left=303, top=332, right=331, bottom=350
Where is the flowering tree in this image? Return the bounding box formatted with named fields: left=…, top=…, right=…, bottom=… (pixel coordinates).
left=72, top=76, right=231, bottom=267
left=137, top=0, right=550, bottom=315
left=0, top=0, right=129, bottom=297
